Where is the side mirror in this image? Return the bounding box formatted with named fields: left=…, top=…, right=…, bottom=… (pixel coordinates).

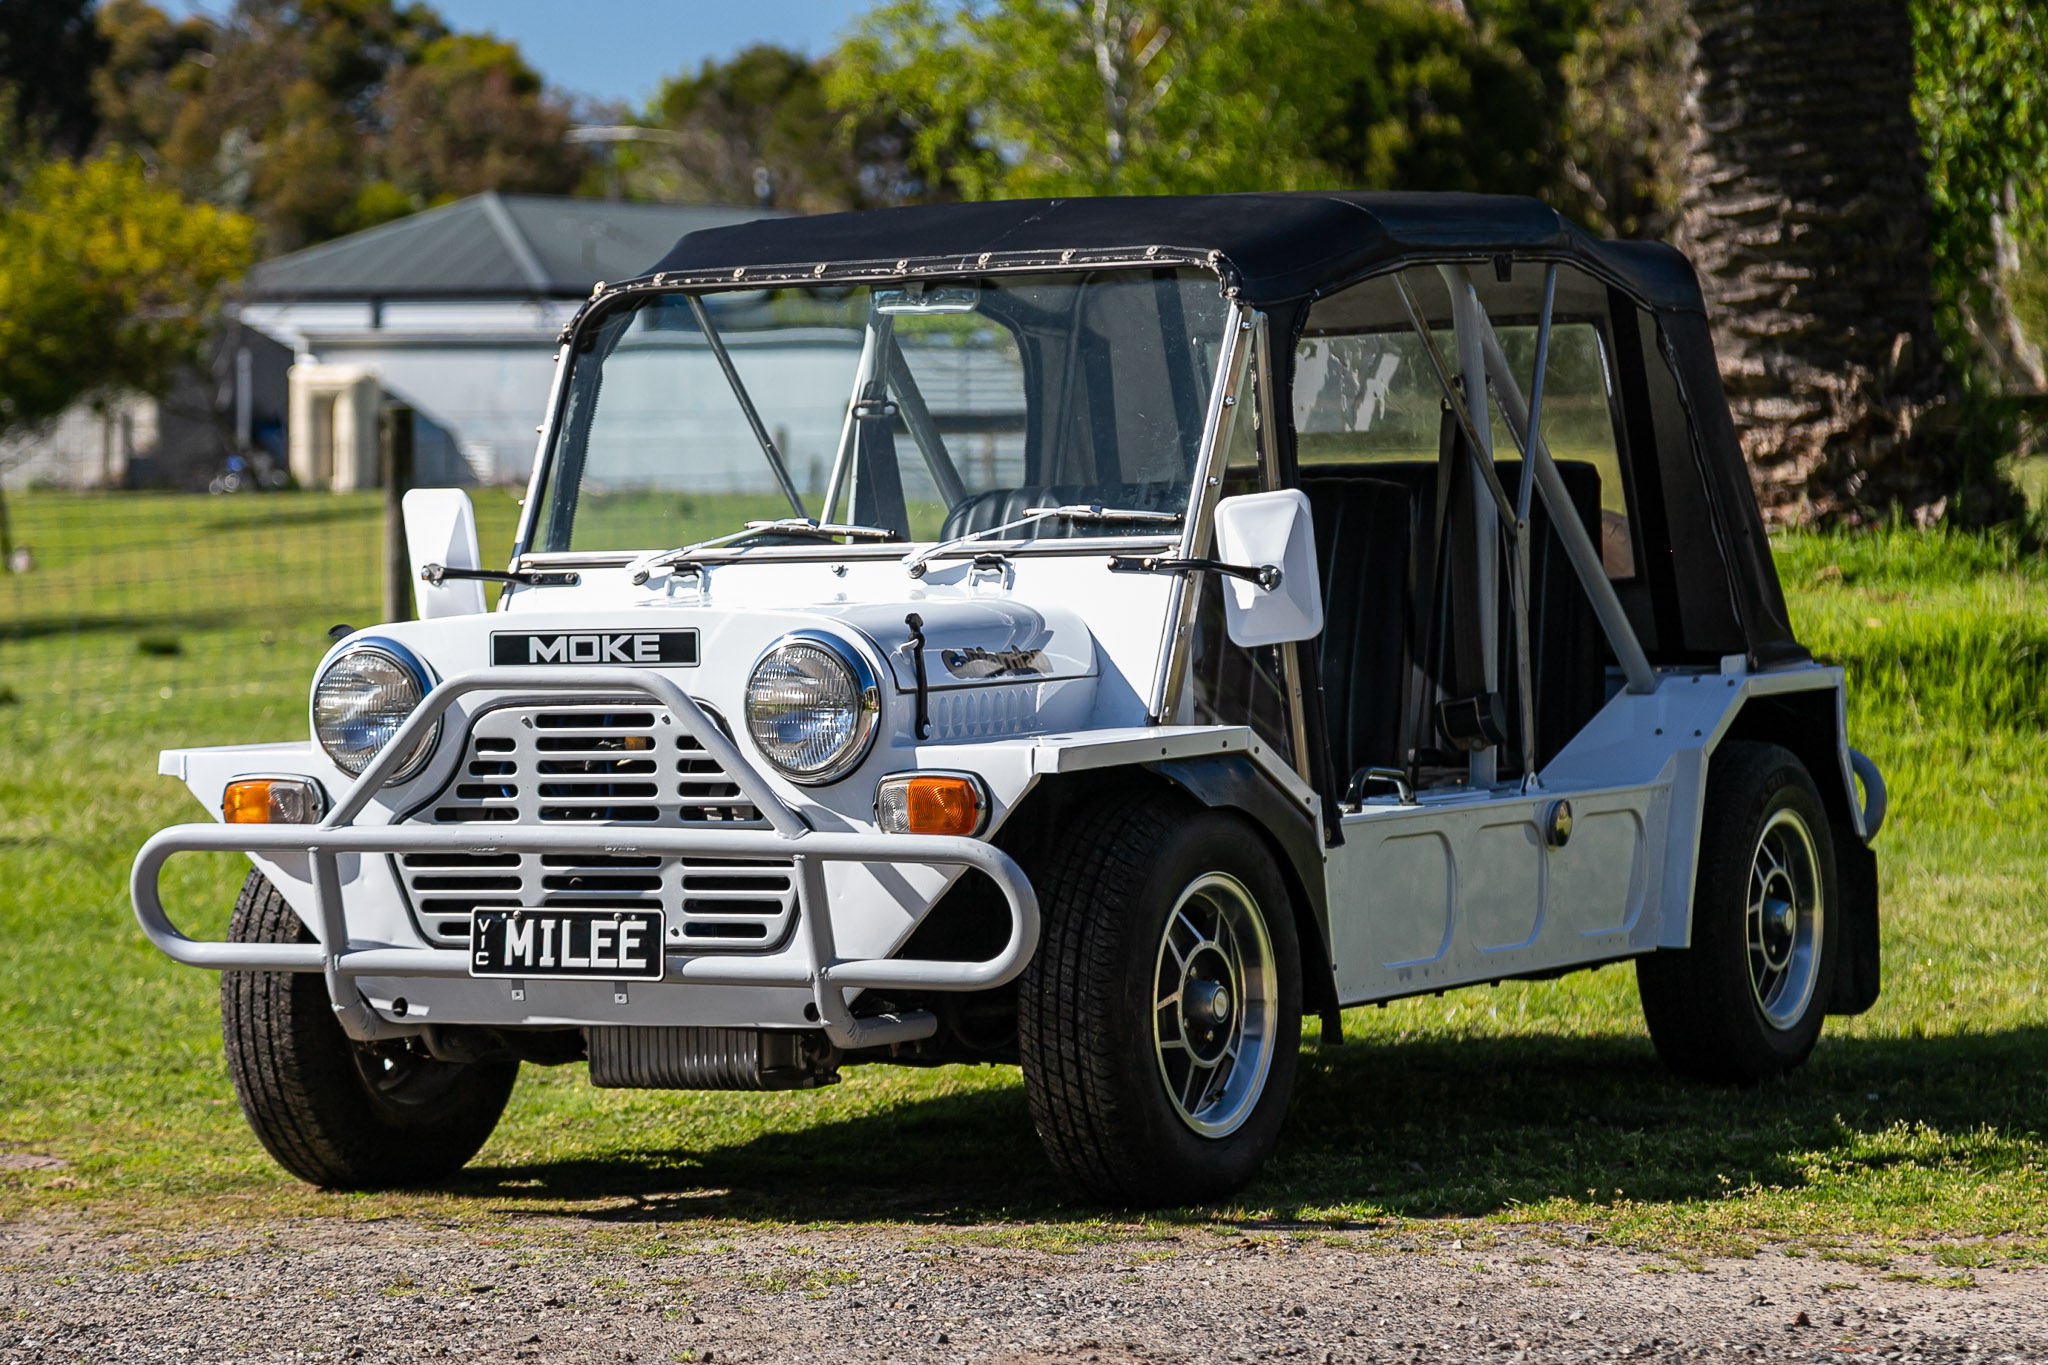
left=1212, top=490, right=1324, bottom=647
left=403, top=488, right=487, bottom=619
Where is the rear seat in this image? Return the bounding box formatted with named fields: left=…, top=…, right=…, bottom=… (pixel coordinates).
left=1301, top=460, right=1607, bottom=787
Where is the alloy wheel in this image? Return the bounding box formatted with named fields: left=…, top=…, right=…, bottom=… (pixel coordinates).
left=1151, top=872, right=1279, bottom=1137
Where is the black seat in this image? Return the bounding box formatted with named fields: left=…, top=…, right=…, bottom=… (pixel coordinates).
left=1516, top=462, right=1607, bottom=769
left=1302, top=460, right=1608, bottom=787
left=1303, top=475, right=1415, bottom=790
left=939, top=482, right=1186, bottom=540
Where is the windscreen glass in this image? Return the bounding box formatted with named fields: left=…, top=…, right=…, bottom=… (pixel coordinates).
left=532, top=269, right=1231, bottom=553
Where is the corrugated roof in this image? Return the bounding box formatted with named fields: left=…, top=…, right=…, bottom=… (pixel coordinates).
left=244, top=192, right=784, bottom=300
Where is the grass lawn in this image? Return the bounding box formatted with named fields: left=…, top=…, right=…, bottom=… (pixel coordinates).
left=0, top=490, right=525, bottom=711
left=1, top=512, right=2044, bottom=1265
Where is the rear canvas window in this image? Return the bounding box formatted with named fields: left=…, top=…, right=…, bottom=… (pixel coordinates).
left=1294, top=268, right=1637, bottom=579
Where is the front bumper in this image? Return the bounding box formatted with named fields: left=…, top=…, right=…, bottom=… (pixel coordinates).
left=130, top=667, right=1039, bottom=1050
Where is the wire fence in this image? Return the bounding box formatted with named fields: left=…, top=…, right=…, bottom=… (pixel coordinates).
left=0, top=489, right=522, bottom=717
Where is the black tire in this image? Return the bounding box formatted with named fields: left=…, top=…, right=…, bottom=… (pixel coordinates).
left=220, top=870, right=518, bottom=1189
left=1636, top=741, right=1840, bottom=1084
left=1018, top=797, right=1302, bottom=1205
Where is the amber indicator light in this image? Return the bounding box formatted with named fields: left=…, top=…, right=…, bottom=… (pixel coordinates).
left=223, top=780, right=278, bottom=824
left=222, top=778, right=321, bottom=825
left=899, top=776, right=981, bottom=836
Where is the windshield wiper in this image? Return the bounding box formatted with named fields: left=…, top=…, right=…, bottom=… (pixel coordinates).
left=902, top=503, right=1182, bottom=579
left=629, top=519, right=898, bottom=585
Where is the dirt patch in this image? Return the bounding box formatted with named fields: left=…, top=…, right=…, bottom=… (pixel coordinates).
left=0, top=1156, right=65, bottom=1173
left=2, top=1216, right=2041, bottom=1363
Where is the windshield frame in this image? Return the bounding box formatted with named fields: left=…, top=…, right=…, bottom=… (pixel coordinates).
left=509, top=265, right=1239, bottom=570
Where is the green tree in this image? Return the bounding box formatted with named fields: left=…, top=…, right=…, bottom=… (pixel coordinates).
left=829, top=0, right=1573, bottom=202
left=2016, top=239, right=2048, bottom=357
left=0, top=154, right=253, bottom=436
left=89, top=0, right=216, bottom=160
left=1311, top=0, right=1563, bottom=197
left=87, top=0, right=584, bottom=251
left=831, top=0, right=1335, bottom=198
left=635, top=44, right=949, bottom=211
left=0, top=0, right=108, bottom=160
left=1911, top=0, right=2048, bottom=395
left=0, top=152, right=253, bottom=552
left=1556, top=0, right=1689, bottom=238
left=379, top=32, right=583, bottom=205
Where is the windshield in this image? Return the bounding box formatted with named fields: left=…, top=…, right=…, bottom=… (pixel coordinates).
left=530, top=269, right=1232, bottom=554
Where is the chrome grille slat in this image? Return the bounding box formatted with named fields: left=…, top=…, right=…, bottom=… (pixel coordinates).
left=397, top=701, right=795, bottom=953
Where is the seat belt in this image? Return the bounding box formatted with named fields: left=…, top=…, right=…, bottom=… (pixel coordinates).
left=1431, top=396, right=1507, bottom=754
left=1406, top=403, right=1457, bottom=771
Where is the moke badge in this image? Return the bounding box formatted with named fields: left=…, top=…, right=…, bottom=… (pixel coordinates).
left=492, top=629, right=699, bottom=667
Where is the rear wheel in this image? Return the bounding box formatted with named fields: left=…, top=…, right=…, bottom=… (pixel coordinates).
left=1636, top=742, right=1838, bottom=1083
left=1018, top=797, right=1301, bottom=1204
left=221, top=870, right=517, bottom=1189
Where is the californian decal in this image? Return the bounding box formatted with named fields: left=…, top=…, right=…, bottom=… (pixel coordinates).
left=491, top=629, right=699, bottom=667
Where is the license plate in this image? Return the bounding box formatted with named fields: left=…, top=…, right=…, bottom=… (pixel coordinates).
left=470, top=908, right=665, bottom=981
left=491, top=629, right=698, bottom=667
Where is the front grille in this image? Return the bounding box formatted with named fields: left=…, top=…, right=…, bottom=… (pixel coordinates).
left=397, top=702, right=797, bottom=953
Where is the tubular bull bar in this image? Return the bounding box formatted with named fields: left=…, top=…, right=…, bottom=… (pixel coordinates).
left=130, top=667, right=1040, bottom=1051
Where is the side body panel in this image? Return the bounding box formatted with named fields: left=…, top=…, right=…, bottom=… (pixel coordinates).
left=1320, top=663, right=1859, bottom=1006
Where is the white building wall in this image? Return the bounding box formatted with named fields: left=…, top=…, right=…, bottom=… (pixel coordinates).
left=237, top=298, right=570, bottom=488
left=235, top=300, right=1027, bottom=493
left=304, top=338, right=559, bottom=486
left=0, top=394, right=158, bottom=491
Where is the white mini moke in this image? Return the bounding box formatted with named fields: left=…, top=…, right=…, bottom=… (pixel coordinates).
left=135, top=193, right=1886, bottom=1203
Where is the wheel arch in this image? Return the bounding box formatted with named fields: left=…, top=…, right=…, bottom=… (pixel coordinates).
left=1712, top=686, right=1880, bottom=1016
left=1716, top=686, right=1858, bottom=837
left=1141, top=755, right=1337, bottom=1031
left=895, top=757, right=1334, bottom=1064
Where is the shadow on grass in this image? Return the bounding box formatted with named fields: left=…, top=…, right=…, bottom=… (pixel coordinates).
left=1, top=610, right=346, bottom=642
left=451, top=1024, right=2048, bottom=1226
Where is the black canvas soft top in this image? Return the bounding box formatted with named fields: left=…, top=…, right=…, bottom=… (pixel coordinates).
left=639, top=191, right=1706, bottom=316
left=615, top=190, right=1800, bottom=670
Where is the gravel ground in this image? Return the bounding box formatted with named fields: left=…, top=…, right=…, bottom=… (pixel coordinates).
left=3, top=1215, right=2042, bottom=1364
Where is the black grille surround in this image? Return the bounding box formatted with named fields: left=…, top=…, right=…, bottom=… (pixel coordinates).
left=393, top=700, right=798, bottom=955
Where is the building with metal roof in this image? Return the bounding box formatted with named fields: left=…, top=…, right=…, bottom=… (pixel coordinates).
left=247, top=192, right=771, bottom=302
left=234, top=193, right=782, bottom=490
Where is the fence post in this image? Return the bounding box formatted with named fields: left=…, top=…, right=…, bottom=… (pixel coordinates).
left=381, top=403, right=414, bottom=625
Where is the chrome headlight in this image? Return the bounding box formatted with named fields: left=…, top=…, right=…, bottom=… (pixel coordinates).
left=311, top=640, right=439, bottom=783
left=745, top=633, right=879, bottom=784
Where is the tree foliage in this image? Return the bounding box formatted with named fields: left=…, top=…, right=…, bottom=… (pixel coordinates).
left=1313, top=0, right=1574, bottom=197
left=380, top=33, right=579, bottom=208
left=626, top=44, right=952, bottom=211
left=0, top=153, right=254, bottom=436
left=1556, top=0, right=1689, bottom=238
left=88, top=0, right=584, bottom=250
left=830, top=0, right=1316, bottom=198
left=829, top=0, right=1578, bottom=200
left=0, top=0, right=108, bottom=160
left=1910, top=0, right=2048, bottom=391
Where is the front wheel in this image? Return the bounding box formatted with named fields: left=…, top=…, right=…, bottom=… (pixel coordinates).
left=1636, top=741, right=1840, bottom=1084
left=220, top=871, right=518, bottom=1189
left=1018, top=798, right=1302, bottom=1204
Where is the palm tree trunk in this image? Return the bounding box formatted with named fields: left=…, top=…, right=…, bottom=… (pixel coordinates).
left=1677, top=0, right=1946, bottom=521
